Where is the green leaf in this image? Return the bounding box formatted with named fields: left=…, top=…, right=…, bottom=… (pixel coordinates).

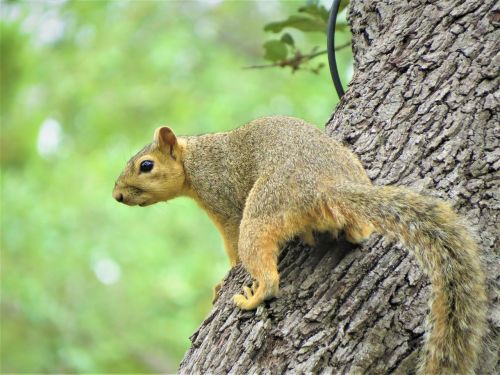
left=264, top=15, right=327, bottom=33
left=339, top=0, right=350, bottom=13
left=335, top=21, right=349, bottom=32
left=263, top=40, right=288, bottom=62
left=280, top=33, right=295, bottom=46
left=298, top=4, right=330, bottom=22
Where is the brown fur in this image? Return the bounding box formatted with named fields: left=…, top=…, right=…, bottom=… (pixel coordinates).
left=113, top=116, right=486, bottom=375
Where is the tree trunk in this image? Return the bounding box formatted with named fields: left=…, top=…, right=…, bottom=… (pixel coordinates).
left=179, top=0, right=499, bottom=374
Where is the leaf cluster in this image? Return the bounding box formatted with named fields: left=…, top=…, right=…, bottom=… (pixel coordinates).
left=258, top=0, right=349, bottom=73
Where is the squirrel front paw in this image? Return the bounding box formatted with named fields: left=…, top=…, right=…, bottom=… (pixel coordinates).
left=233, top=291, right=263, bottom=310
left=233, top=281, right=275, bottom=310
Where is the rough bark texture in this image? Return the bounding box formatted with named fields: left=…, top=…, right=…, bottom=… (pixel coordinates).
left=179, top=0, right=499, bottom=374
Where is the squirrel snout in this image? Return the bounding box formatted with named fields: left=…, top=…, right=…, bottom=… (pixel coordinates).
left=113, top=191, right=124, bottom=203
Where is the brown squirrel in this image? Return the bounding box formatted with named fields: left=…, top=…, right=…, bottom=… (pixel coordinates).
left=113, top=116, right=486, bottom=375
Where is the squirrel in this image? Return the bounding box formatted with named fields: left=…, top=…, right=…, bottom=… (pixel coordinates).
left=112, top=115, right=486, bottom=375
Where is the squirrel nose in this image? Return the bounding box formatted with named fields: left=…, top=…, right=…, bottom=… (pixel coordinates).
left=113, top=192, right=124, bottom=203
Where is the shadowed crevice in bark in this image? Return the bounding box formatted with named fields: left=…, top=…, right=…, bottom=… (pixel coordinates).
left=179, top=0, right=499, bottom=373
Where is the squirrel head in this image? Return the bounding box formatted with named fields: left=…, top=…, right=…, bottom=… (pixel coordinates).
left=112, top=126, right=186, bottom=207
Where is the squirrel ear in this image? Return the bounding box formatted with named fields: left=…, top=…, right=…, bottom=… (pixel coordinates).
left=154, top=126, right=177, bottom=158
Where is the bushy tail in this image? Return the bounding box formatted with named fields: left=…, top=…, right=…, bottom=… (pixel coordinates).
left=330, top=184, right=487, bottom=375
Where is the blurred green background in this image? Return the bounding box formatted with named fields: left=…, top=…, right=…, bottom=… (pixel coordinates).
left=1, top=0, right=352, bottom=373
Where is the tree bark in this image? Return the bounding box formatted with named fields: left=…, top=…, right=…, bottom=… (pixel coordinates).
left=179, top=0, right=499, bottom=374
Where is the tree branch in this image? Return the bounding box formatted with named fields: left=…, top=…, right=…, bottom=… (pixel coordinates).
left=245, top=41, right=351, bottom=71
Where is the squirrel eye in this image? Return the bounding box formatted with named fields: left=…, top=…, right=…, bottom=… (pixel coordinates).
left=140, top=160, right=154, bottom=173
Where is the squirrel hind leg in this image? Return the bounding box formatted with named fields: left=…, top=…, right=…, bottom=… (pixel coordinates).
left=321, top=201, right=374, bottom=244
left=345, top=222, right=374, bottom=244
left=233, top=218, right=282, bottom=310
left=301, top=229, right=316, bottom=247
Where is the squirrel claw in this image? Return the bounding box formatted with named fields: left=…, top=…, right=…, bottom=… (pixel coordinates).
left=233, top=281, right=265, bottom=310
left=243, top=286, right=253, bottom=299
left=233, top=294, right=249, bottom=309
left=233, top=291, right=264, bottom=310
left=251, top=281, right=259, bottom=293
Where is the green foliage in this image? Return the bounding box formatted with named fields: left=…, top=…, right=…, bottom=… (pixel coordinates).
left=264, top=14, right=327, bottom=33
left=260, top=0, right=350, bottom=73
left=1, top=1, right=352, bottom=373
left=281, top=32, right=295, bottom=47
left=264, top=1, right=331, bottom=34
left=263, top=39, right=289, bottom=62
